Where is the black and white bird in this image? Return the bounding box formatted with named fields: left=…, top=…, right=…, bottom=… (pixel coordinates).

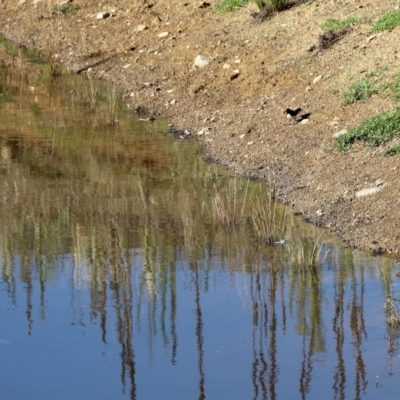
left=285, top=107, right=302, bottom=121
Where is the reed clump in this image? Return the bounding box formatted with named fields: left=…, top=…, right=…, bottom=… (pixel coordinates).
left=287, top=234, right=325, bottom=279
left=202, top=176, right=286, bottom=244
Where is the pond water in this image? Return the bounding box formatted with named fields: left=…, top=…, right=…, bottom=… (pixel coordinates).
left=1, top=41, right=400, bottom=400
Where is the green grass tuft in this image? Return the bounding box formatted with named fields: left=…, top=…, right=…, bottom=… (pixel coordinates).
left=337, top=110, right=400, bottom=150
left=373, top=10, right=400, bottom=32
left=215, top=0, right=249, bottom=12
left=392, top=74, right=400, bottom=103
left=263, top=0, right=287, bottom=12
left=386, top=145, right=400, bottom=156
left=321, top=16, right=361, bottom=31
left=343, top=78, right=377, bottom=105
left=215, top=0, right=286, bottom=12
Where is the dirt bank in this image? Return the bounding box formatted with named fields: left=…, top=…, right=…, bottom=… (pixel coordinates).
left=1, top=0, right=400, bottom=255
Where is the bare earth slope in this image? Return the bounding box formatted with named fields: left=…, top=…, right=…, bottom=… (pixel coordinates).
left=1, top=0, right=400, bottom=255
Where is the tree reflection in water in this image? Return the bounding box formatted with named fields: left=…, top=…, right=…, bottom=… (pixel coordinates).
left=1, top=43, right=400, bottom=399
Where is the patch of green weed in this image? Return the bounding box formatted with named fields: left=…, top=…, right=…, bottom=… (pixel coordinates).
left=54, top=4, right=79, bottom=15
left=321, top=16, right=361, bottom=31
left=343, top=78, right=377, bottom=105
left=262, top=0, right=287, bottom=11
left=386, top=145, right=400, bottom=156
left=373, top=10, right=400, bottom=32
left=392, top=73, right=400, bottom=103
left=337, top=110, right=400, bottom=150
left=215, top=0, right=249, bottom=12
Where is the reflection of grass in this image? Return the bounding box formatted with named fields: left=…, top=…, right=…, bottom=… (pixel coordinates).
left=337, top=111, right=400, bottom=150
left=373, top=10, right=400, bottom=32
left=321, top=16, right=361, bottom=31
left=384, top=291, right=400, bottom=354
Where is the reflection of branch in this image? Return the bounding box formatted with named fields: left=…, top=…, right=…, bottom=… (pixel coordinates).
left=113, top=272, right=136, bottom=399
left=194, top=262, right=206, bottom=400
left=170, top=262, right=178, bottom=365
left=333, top=277, right=346, bottom=400
left=350, top=270, right=367, bottom=398
left=250, top=267, right=278, bottom=400
left=299, top=329, right=313, bottom=399
left=22, top=258, right=33, bottom=336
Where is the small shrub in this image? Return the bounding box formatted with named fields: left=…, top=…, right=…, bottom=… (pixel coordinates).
left=373, top=10, right=400, bottom=32
left=321, top=16, right=361, bottom=31
left=54, top=4, right=79, bottom=14
left=215, top=0, right=249, bottom=12
left=337, top=110, right=400, bottom=150
left=216, top=0, right=286, bottom=12
left=386, top=145, right=400, bottom=156
left=343, top=78, right=377, bottom=105
left=263, top=0, right=287, bottom=12
left=392, top=74, right=400, bottom=102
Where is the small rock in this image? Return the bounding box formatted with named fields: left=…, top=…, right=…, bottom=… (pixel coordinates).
left=170, top=99, right=177, bottom=105
left=306, top=86, right=312, bottom=92
left=316, top=209, right=324, bottom=216
left=136, top=24, right=148, bottom=32
left=300, top=119, right=309, bottom=124
left=313, top=75, right=323, bottom=84
left=375, top=179, right=384, bottom=186
left=193, top=55, right=210, bottom=68
left=366, top=35, right=376, bottom=43
left=158, top=32, right=169, bottom=38
left=230, top=69, right=240, bottom=80
left=247, top=141, right=254, bottom=146
left=222, top=63, right=231, bottom=70
left=234, top=59, right=241, bottom=64
left=96, top=11, right=110, bottom=19
left=356, top=186, right=383, bottom=197
left=329, top=117, right=340, bottom=127
left=332, top=129, right=348, bottom=138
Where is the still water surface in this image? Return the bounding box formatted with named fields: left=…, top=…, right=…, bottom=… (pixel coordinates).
left=1, top=42, right=400, bottom=399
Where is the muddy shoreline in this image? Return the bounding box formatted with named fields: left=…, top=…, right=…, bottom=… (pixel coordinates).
left=1, top=0, right=400, bottom=256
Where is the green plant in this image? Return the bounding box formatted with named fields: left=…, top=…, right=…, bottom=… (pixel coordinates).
left=321, top=16, right=361, bottom=31
left=343, top=78, right=377, bottom=105
left=251, top=183, right=286, bottom=244
left=202, top=176, right=250, bottom=227
left=263, top=0, right=287, bottom=12
left=83, top=75, right=99, bottom=113
left=373, top=10, right=400, bottom=32
left=215, top=0, right=286, bottom=12
left=54, top=4, right=79, bottom=14
left=107, top=84, right=119, bottom=126
left=386, top=145, right=400, bottom=156
left=215, top=0, right=249, bottom=12
left=287, top=234, right=325, bottom=279
left=392, top=73, right=400, bottom=102
left=337, top=110, right=400, bottom=150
